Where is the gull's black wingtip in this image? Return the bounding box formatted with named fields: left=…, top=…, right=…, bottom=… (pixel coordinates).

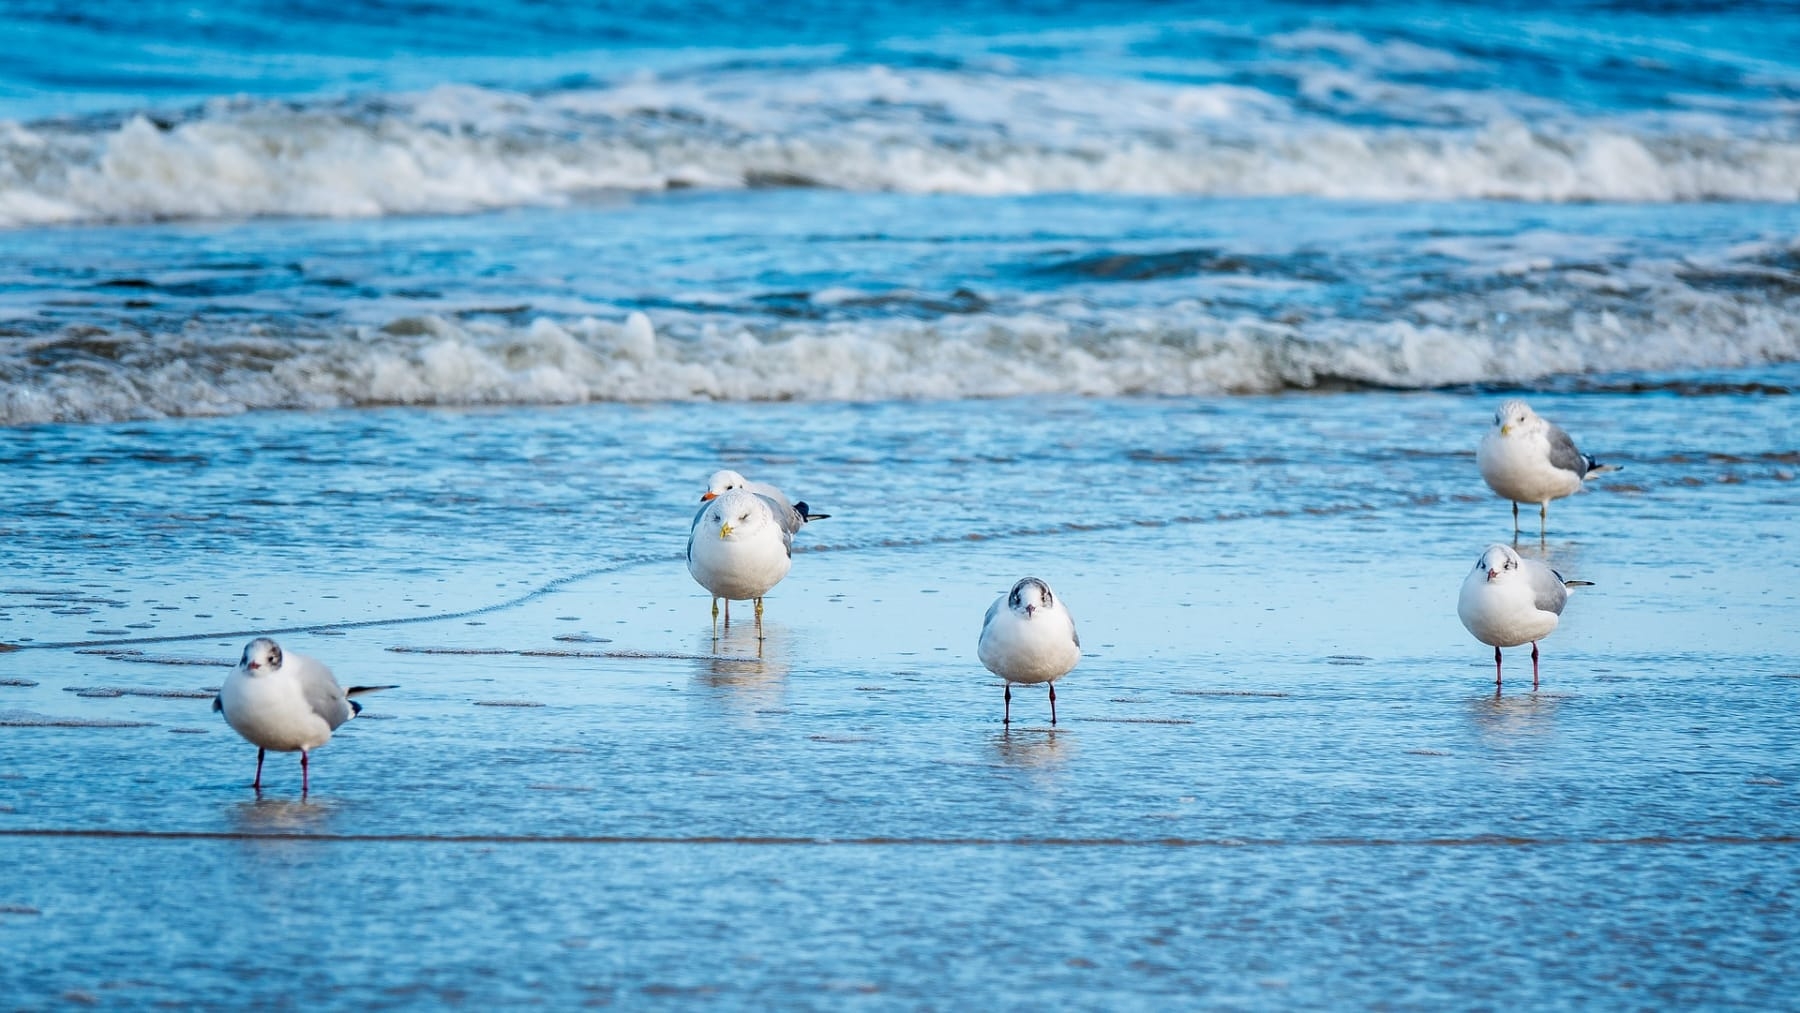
left=794, top=500, right=831, bottom=522
left=1584, top=455, right=1622, bottom=478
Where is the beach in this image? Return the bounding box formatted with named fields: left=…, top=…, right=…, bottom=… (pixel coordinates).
left=3, top=390, right=1797, bottom=1004
left=3, top=0, right=1799, bottom=1006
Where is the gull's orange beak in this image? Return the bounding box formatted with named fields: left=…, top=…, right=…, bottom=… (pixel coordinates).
left=701, top=491, right=718, bottom=502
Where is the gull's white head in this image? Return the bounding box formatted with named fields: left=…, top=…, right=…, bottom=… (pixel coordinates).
left=1493, top=399, right=1541, bottom=438
left=1006, top=577, right=1058, bottom=619
left=239, top=637, right=284, bottom=674
left=701, top=469, right=750, bottom=502
left=703, top=488, right=771, bottom=541
left=1473, top=544, right=1523, bottom=583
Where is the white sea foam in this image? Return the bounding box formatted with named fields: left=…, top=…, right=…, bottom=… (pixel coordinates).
left=3, top=65, right=1799, bottom=227
left=6, top=286, right=1797, bottom=424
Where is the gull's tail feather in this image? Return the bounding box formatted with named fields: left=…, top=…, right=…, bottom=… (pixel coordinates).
left=794, top=501, right=831, bottom=522
left=1583, top=455, right=1622, bottom=478
left=348, top=685, right=397, bottom=716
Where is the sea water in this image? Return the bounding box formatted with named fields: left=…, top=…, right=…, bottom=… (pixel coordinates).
left=2, top=1, right=1797, bottom=1007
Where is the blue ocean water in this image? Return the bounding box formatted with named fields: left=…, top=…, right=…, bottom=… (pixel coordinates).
left=3, top=1, right=1800, bottom=421
left=2, top=2, right=1798, bottom=1007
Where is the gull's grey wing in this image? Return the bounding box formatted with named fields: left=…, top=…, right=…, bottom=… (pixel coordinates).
left=301, top=667, right=355, bottom=730
left=755, top=493, right=797, bottom=554
left=1072, top=626, right=1081, bottom=649
left=688, top=500, right=712, bottom=562
left=752, top=487, right=806, bottom=536
left=1544, top=424, right=1588, bottom=477
left=747, top=481, right=796, bottom=515
left=1527, top=562, right=1572, bottom=616
left=982, top=597, right=1001, bottom=632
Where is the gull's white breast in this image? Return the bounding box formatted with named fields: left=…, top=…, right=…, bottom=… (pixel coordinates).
left=219, top=668, right=336, bottom=752
left=688, top=527, right=791, bottom=600
left=1457, top=570, right=1560, bottom=648
left=1477, top=429, right=1582, bottom=504
left=978, top=605, right=1080, bottom=685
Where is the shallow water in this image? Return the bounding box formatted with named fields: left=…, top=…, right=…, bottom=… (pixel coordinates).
left=2, top=388, right=1796, bottom=1005
left=6, top=0, right=1800, bottom=1005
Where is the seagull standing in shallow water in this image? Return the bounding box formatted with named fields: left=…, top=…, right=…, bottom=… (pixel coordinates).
left=979, top=577, right=1081, bottom=725
left=213, top=637, right=394, bottom=795
left=1457, top=544, right=1592, bottom=691
left=1477, top=399, right=1619, bottom=540
left=688, top=488, right=793, bottom=636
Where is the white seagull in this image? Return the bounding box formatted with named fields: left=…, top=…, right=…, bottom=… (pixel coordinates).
left=978, top=577, right=1081, bottom=725
left=1477, top=399, right=1619, bottom=540
left=1457, top=544, right=1593, bottom=691
left=687, top=488, right=793, bottom=634
left=700, top=469, right=829, bottom=537
left=213, top=637, right=394, bottom=795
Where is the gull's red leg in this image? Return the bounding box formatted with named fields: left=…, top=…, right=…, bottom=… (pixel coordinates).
left=1003, top=683, right=1012, bottom=725
left=1531, top=642, right=1540, bottom=689
left=1048, top=683, right=1057, bottom=726
left=300, top=749, right=310, bottom=796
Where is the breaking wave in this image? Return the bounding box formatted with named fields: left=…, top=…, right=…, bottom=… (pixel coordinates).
left=4, top=63, right=1800, bottom=228
left=7, top=289, right=1798, bottom=424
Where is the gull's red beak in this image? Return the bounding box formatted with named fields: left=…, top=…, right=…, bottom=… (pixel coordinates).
left=1025, top=604, right=1036, bottom=617
left=247, top=662, right=260, bottom=670
left=1487, top=569, right=1499, bottom=581
left=700, top=491, right=718, bottom=502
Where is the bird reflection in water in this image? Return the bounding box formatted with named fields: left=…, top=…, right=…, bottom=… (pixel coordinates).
left=231, top=795, right=336, bottom=834
left=694, top=625, right=789, bottom=716
left=1469, top=688, right=1568, bottom=745
left=993, top=727, right=1072, bottom=769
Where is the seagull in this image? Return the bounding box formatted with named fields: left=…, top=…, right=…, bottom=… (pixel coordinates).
left=213, top=637, right=394, bottom=795
left=1477, top=399, right=1619, bottom=540
left=1457, top=544, right=1593, bottom=691
left=700, top=469, right=829, bottom=537
left=978, top=577, right=1081, bottom=725
left=687, top=488, right=793, bottom=635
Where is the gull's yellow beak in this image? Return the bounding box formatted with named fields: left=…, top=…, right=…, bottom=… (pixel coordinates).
left=700, top=491, right=718, bottom=502
left=1500, top=424, right=1512, bottom=436
left=719, top=522, right=734, bottom=538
